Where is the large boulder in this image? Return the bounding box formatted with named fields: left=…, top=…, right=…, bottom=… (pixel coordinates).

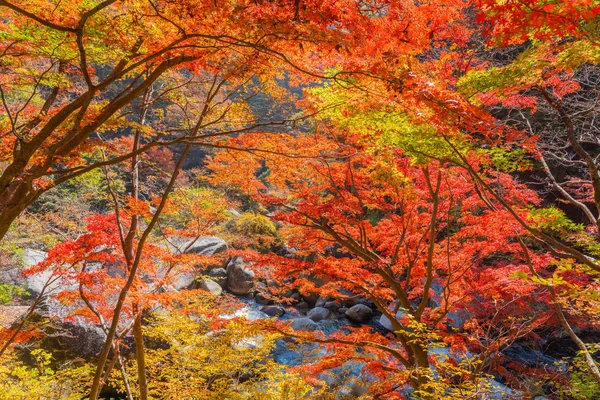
left=169, top=236, right=228, bottom=256
left=3, top=249, right=77, bottom=297
left=171, top=272, right=195, bottom=291
left=226, top=257, right=255, bottom=295
left=186, top=236, right=228, bottom=255
left=290, top=317, right=318, bottom=332
left=199, top=279, right=222, bottom=296
left=307, top=307, right=331, bottom=322
left=345, top=304, right=373, bottom=323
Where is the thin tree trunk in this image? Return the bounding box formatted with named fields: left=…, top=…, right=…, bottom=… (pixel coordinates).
left=133, top=311, right=148, bottom=400
left=88, top=144, right=191, bottom=400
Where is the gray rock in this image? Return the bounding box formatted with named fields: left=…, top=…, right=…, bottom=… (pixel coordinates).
left=169, top=236, right=228, bottom=256
left=303, top=292, right=319, bottom=307
left=324, top=301, right=342, bottom=312
left=199, top=279, right=222, bottom=296
left=14, top=249, right=78, bottom=297
left=290, top=292, right=302, bottom=303
left=171, top=272, right=195, bottom=291
left=255, top=293, right=273, bottom=305
left=51, top=320, right=107, bottom=359
left=315, top=296, right=329, bottom=308
left=208, top=268, right=227, bottom=287
left=290, top=317, right=318, bottom=332
left=345, top=304, right=373, bottom=323
left=295, top=301, right=310, bottom=310
left=307, top=307, right=331, bottom=322
left=379, top=308, right=407, bottom=332
left=261, top=305, right=285, bottom=317
left=23, top=249, right=53, bottom=295
left=226, top=257, right=255, bottom=295
left=186, top=236, right=228, bottom=255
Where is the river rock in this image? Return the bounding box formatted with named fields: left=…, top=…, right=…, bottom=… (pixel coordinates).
left=199, top=279, right=222, bottom=296
left=261, top=305, right=285, bottom=317
left=290, top=317, right=318, bottom=332
left=184, top=236, right=228, bottom=255
left=255, top=293, right=273, bottom=305
left=324, top=301, right=342, bottom=312
left=208, top=268, right=227, bottom=287
left=171, top=272, right=195, bottom=290
left=345, top=304, right=373, bottom=323
left=307, top=307, right=331, bottom=322
left=226, top=257, right=255, bottom=295
left=315, top=296, right=329, bottom=308
left=303, top=292, right=319, bottom=307
left=379, top=308, right=407, bottom=332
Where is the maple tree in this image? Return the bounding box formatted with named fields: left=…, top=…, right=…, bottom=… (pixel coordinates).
left=3, top=0, right=600, bottom=398
left=207, top=102, right=552, bottom=396
left=0, top=0, right=451, bottom=242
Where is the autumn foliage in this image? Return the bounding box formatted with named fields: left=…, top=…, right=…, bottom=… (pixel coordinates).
left=2, top=0, right=600, bottom=399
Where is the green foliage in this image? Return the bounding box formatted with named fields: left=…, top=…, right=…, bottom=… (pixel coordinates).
left=528, top=207, right=585, bottom=234
left=0, top=284, right=29, bottom=304
left=556, top=345, right=600, bottom=400
left=457, top=46, right=549, bottom=97
left=481, top=147, right=532, bottom=172
left=308, top=85, right=470, bottom=164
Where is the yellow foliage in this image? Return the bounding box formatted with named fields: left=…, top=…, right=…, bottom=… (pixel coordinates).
left=113, top=293, right=314, bottom=399
left=0, top=349, right=93, bottom=400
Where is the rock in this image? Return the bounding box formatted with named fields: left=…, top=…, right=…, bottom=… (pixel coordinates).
left=324, top=301, right=342, bottom=312
left=502, top=343, right=557, bottom=368
left=379, top=308, right=407, bottom=332
left=315, top=296, right=329, bottom=308
left=307, top=307, right=331, bottom=322
left=168, top=236, right=227, bottom=256
left=345, top=304, right=373, bottom=323
left=226, top=257, right=255, bottom=295
left=0, top=305, right=29, bottom=328
left=199, top=279, right=222, bottom=296
left=290, top=317, right=318, bottom=332
left=261, top=305, right=285, bottom=317
left=171, top=272, right=195, bottom=291
left=303, top=292, right=319, bottom=307
left=22, top=249, right=53, bottom=295
left=487, top=378, right=520, bottom=399
left=207, top=268, right=227, bottom=287
left=338, top=307, right=348, bottom=314
left=295, top=301, right=310, bottom=310
left=255, top=293, right=273, bottom=305
left=15, top=249, right=78, bottom=297
left=446, top=309, right=469, bottom=330
left=40, top=319, right=108, bottom=359
left=185, top=236, right=228, bottom=256
left=290, top=292, right=302, bottom=303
